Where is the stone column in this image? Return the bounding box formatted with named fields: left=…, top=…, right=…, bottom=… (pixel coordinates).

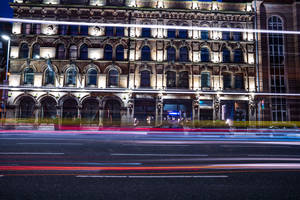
left=249, top=95, right=257, bottom=121
left=99, top=106, right=103, bottom=127
left=155, top=94, right=163, bottom=126
left=213, top=95, right=221, bottom=121
left=193, top=100, right=200, bottom=125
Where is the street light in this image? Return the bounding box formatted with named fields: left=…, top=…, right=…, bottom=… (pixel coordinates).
left=1, top=34, right=11, bottom=124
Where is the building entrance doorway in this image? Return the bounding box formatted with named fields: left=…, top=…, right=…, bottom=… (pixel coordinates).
left=104, top=99, right=121, bottom=126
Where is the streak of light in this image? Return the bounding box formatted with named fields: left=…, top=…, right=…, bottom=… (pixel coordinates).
left=16, top=142, right=83, bottom=145
left=1, top=17, right=300, bottom=35
left=0, top=152, right=64, bottom=155
left=111, top=153, right=208, bottom=157
left=75, top=175, right=229, bottom=178
left=1, top=163, right=300, bottom=171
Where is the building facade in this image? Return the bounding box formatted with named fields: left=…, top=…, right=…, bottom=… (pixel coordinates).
left=6, top=0, right=257, bottom=127
left=256, top=0, right=300, bottom=122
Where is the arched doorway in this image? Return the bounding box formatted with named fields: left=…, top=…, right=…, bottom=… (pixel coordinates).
left=40, top=96, right=57, bottom=123
left=103, top=99, right=121, bottom=126
left=62, top=98, right=78, bottom=119
left=81, top=98, right=99, bottom=124
left=18, top=96, right=35, bottom=119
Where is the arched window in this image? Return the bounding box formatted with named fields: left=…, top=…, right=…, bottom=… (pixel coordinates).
left=70, top=25, right=79, bottom=35
left=178, top=29, right=188, bottom=39
left=45, top=68, right=55, bottom=85
left=142, top=28, right=151, bottom=38
left=59, top=25, right=68, bottom=35
left=69, top=45, right=77, bottom=59
left=166, top=71, right=176, bottom=88
left=116, top=27, right=124, bottom=37
left=80, top=26, right=89, bottom=35
left=201, top=30, right=209, bottom=40
left=167, top=29, right=176, bottom=38
left=141, top=46, right=151, bottom=61
left=108, top=69, right=119, bottom=87
left=179, top=47, right=188, bottom=62
left=19, top=43, right=29, bottom=59
left=178, top=71, right=189, bottom=89
left=105, top=27, right=114, bottom=36
left=233, top=32, right=242, bottom=41
left=116, top=45, right=124, bottom=61
left=222, top=31, right=230, bottom=40
left=201, top=48, right=210, bottom=62
left=140, top=70, right=150, bottom=88
left=79, top=44, right=88, bottom=60
left=56, top=44, right=65, bottom=59
left=24, top=68, right=34, bottom=85
left=234, top=49, right=243, bottom=63
left=167, top=46, right=176, bottom=61
left=223, top=73, right=232, bottom=89
left=66, top=68, right=77, bottom=85
left=201, top=72, right=210, bottom=88
left=104, top=45, right=113, bottom=60
left=32, top=43, right=40, bottom=59
left=32, top=24, right=41, bottom=34
left=87, top=68, right=97, bottom=86
left=235, top=73, right=244, bottom=89
left=222, top=48, right=230, bottom=63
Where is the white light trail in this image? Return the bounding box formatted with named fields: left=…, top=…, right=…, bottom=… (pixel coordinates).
left=1, top=17, right=300, bottom=35
left=76, top=175, right=228, bottom=178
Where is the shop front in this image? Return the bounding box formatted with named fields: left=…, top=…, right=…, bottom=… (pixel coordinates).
left=163, top=99, right=192, bottom=127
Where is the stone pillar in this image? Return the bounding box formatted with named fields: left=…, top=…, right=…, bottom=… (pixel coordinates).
left=127, top=100, right=134, bottom=126
left=155, top=94, right=163, bottom=126
left=99, top=107, right=103, bottom=127
left=249, top=95, right=257, bottom=121
left=193, top=99, right=200, bottom=124
left=213, top=95, right=221, bottom=121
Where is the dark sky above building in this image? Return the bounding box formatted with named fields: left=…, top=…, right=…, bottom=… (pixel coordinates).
left=0, top=0, right=13, bottom=18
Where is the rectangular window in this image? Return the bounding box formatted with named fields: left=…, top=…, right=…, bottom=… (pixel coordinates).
left=201, top=72, right=210, bottom=88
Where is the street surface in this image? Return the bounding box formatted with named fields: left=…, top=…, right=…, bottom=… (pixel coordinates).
left=0, top=130, right=300, bottom=200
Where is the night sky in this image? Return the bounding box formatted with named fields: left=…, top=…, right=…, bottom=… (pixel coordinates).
left=0, top=0, right=13, bottom=18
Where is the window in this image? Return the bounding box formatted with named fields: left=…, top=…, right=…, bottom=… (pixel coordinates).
left=105, top=27, right=114, bottom=36
left=116, top=27, right=124, bottom=37
left=32, top=43, right=40, bottom=59
left=69, top=45, right=77, bottom=59
left=66, top=68, right=77, bottom=85
left=201, top=30, right=209, bottom=40
left=104, top=45, right=113, bottom=60
left=179, top=47, right=188, bottom=62
left=140, top=70, right=150, bottom=87
left=24, top=68, right=34, bottom=85
left=234, top=49, right=243, bottom=63
left=45, top=68, right=55, bottom=85
left=201, top=72, right=210, bottom=88
left=235, top=74, right=244, bottom=89
left=222, top=31, right=230, bottom=40
left=70, top=25, right=79, bottom=35
left=19, top=43, right=29, bottom=59
left=201, top=48, right=210, bottom=62
left=87, top=68, right=97, bottom=86
left=166, top=71, right=176, bottom=88
left=56, top=44, right=65, bottom=59
left=167, top=47, right=176, bottom=61
left=59, top=25, right=69, bottom=35
left=178, top=29, right=188, bottom=39
left=116, top=45, right=124, bottom=61
left=79, top=44, right=88, bottom=60
left=32, top=24, right=41, bottom=35
left=141, top=46, right=151, bottom=61
left=167, top=29, right=176, bottom=38
left=80, top=26, right=89, bottom=35
left=178, top=71, right=189, bottom=89
left=22, top=23, right=31, bottom=34
left=223, top=73, right=232, bottom=89
left=233, top=32, right=242, bottom=41
left=108, top=69, right=119, bottom=87
left=222, top=48, right=230, bottom=63
left=142, top=28, right=151, bottom=38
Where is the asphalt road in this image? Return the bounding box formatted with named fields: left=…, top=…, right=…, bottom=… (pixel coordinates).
left=0, top=130, right=300, bottom=200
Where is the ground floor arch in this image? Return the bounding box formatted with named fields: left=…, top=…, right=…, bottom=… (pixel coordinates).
left=103, top=99, right=121, bottom=126
left=81, top=98, right=99, bottom=124
left=40, top=96, right=57, bottom=122
left=62, top=98, right=78, bottom=119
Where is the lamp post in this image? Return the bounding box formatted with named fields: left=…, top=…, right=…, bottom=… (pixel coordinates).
left=1, top=35, right=11, bottom=124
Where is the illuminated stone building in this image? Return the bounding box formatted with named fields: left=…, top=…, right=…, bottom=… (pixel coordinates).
left=7, top=0, right=256, bottom=127
left=256, top=0, right=300, bottom=122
